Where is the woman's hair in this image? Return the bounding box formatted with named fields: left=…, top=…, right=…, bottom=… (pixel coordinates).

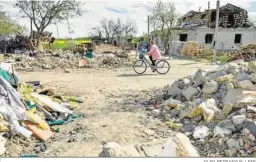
left=150, top=40, right=154, bottom=44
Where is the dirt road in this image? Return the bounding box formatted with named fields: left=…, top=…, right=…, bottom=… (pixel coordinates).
left=8, top=59, right=216, bottom=157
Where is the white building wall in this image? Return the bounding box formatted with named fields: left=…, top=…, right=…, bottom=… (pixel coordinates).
left=172, top=27, right=256, bottom=51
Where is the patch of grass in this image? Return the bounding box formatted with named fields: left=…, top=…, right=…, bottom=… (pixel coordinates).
left=191, top=48, right=232, bottom=63
left=204, top=53, right=232, bottom=63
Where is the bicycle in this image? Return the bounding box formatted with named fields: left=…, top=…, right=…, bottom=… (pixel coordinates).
left=133, top=52, right=170, bottom=75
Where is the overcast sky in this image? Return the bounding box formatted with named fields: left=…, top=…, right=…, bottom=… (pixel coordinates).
left=1, top=0, right=256, bottom=38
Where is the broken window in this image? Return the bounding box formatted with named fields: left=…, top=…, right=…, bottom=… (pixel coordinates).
left=228, top=14, right=235, bottom=27
left=234, top=34, right=242, bottom=43
left=205, top=34, right=213, bottom=43
left=179, top=34, right=187, bottom=41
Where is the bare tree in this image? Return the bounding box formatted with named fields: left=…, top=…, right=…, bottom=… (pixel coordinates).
left=115, top=19, right=137, bottom=49
left=109, top=18, right=121, bottom=44
left=99, top=18, right=114, bottom=43
left=150, top=0, right=179, bottom=55
left=90, top=26, right=102, bottom=39
left=122, top=19, right=137, bottom=37
left=15, top=0, right=83, bottom=47
left=93, top=17, right=137, bottom=46
left=249, top=16, right=256, bottom=27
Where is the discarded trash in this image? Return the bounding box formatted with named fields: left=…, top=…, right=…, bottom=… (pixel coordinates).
left=48, top=120, right=65, bottom=126
left=51, top=128, right=60, bottom=133
left=24, top=121, right=53, bottom=141
left=21, top=154, right=37, bottom=157
left=31, top=93, right=73, bottom=114
left=26, top=110, right=49, bottom=130
left=26, top=81, right=40, bottom=86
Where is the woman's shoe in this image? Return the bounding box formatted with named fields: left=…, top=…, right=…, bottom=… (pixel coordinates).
left=151, top=66, right=156, bottom=72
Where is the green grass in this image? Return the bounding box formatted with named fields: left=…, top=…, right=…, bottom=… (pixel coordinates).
left=53, top=43, right=65, bottom=49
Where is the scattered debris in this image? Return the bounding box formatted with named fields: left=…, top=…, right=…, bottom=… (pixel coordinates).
left=228, top=44, right=256, bottom=62
left=148, top=61, right=256, bottom=157
left=3, top=45, right=134, bottom=71
left=0, top=63, right=84, bottom=156
left=101, top=132, right=200, bottom=157
left=176, top=3, right=252, bottom=29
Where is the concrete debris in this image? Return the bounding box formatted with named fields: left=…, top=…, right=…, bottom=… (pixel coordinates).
left=238, top=80, right=256, bottom=90
left=152, top=109, right=161, bottom=117
left=247, top=105, right=256, bottom=113
left=193, top=125, right=210, bottom=140
left=232, top=115, right=246, bottom=125
left=182, top=87, right=199, bottom=101
left=95, top=44, right=123, bottom=54
left=101, top=133, right=200, bottom=157
left=176, top=3, right=251, bottom=29
left=226, top=83, right=234, bottom=89
left=3, top=45, right=134, bottom=71
left=0, top=135, right=6, bottom=156
left=103, top=142, right=121, bottom=153
left=202, top=81, right=218, bottom=94
left=213, top=126, right=232, bottom=137
left=148, top=61, right=256, bottom=157
left=236, top=71, right=250, bottom=82
left=226, top=139, right=240, bottom=151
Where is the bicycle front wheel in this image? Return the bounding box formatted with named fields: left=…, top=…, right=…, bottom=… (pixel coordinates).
left=156, top=60, right=170, bottom=74
left=133, top=60, right=147, bottom=74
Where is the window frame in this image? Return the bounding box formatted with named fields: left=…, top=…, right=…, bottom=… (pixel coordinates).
left=179, top=34, right=188, bottom=42
left=234, top=34, right=242, bottom=44
left=205, top=34, right=213, bottom=44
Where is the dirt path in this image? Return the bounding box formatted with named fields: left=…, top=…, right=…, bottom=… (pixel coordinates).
left=9, top=59, right=216, bottom=157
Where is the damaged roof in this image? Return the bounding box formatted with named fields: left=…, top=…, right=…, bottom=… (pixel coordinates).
left=175, top=3, right=253, bottom=30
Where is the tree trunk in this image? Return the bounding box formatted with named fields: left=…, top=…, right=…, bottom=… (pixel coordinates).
left=36, top=31, right=44, bottom=52
left=30, top=19, right=33, bottom=39
left=107, top=35, right=110, bottom=44
left=164, top=40, right=170, bottom=56
left=36, top=33, right=40, bottom=48
left=164, top=47, right=169, bottom=55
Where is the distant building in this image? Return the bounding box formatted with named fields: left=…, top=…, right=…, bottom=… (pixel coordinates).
left=152, top=3, right=256, bottom=53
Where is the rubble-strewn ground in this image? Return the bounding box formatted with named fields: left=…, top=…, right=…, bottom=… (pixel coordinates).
left=5, top=59, right=214, bottom=157
left=2, top=46, right=135, bottom=71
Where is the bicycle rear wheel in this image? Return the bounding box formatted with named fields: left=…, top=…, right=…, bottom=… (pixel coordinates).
left=133, top=60, right=147, bottom=74
left=156, top=60, right=170, bottom=74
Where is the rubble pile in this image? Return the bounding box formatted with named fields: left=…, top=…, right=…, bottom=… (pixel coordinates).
left=181, top=42, right=200, bottom=57
left=228, top=44, right=256, bottom=62
left=95, top=44, right=123, bottom=54
left=169, top=41, right=185, bottom=56
left=0, top=63, right=84, bottom=156
left=3, top=49, right=133, bottom=71
left=4, top=52, right=79, bottom=71
left=148, top=61, right=256, bottom=157
left=176, top=3, right=252, bottom=29
left=94, top=53, right=134, bottom=68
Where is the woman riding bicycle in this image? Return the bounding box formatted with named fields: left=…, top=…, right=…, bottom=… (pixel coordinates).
left=146, top=40, right=161, bottom=72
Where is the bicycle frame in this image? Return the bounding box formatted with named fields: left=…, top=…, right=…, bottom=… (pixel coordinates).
left=141, top=55, right=155, bottom=68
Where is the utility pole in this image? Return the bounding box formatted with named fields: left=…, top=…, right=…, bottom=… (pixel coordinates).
left=147, top=16, right=150, bottom=37
left=56, top=25, right=59, bottom=39
left=208, top=1, right=210, bottom=10
left=213, top=0, right=220, bottom=63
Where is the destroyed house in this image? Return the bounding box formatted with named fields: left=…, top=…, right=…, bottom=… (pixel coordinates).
left=165, top=3, right=256, bottom=51
left=177, top=3, right=251, bottom=29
